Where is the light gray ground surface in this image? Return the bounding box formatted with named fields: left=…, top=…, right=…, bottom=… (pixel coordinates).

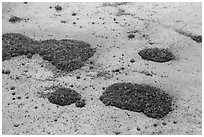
left=2, top=2, right=202, bottom=135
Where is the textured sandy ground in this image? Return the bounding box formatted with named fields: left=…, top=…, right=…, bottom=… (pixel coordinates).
left=2, top=2, right=202, bottom=135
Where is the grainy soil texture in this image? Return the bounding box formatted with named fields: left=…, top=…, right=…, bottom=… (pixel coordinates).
left=2, top=2, right=202, bottom=135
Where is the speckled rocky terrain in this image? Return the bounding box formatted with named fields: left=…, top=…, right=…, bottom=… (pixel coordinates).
left=2, top=2, right=202, bottom=135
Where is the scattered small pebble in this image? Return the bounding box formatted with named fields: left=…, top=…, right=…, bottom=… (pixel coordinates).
left=55, top=5, right=62, bottom=11
left=2, top=70, right=10, bottom=74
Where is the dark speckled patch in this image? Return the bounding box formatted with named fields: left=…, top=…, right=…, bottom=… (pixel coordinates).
left=175, top=29, right=202, bottom=43
left=2, top=33, right=40, bottom=60
left=9, top=16, right=23, bottom=23
left=39, top=39, right=96, bottom=72
left=99, top=82, right=174, bottom=119
left=2, top=33, right=96, bottom=72
left=189, top=35, right=202, bottom=43
left=138, top=48, right=175, bottom=63
left=47, top=88, right=81, bottom=106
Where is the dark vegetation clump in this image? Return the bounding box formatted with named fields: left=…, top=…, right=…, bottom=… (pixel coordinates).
left=47, top=88, right=81, bottom=106
left=39, top=39, right=96, bottom=72
left=138, top=48, right=175, bottom=63
left=55, top=5, right=62, bottom=11
left=175, top=29, right=202, bottom=43
left=2, top=33, right=96, bottom=72
left=190, top=35, right=202, bottom=43
left=2, top=33, right=40, bottom=61
left=99, top=82, right=174, bottom=119
left=9, top=16, right=23, bottom=23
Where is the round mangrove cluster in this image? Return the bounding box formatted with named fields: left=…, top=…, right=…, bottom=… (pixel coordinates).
left=138, top=47, right=175, bottom=63
left=47, top=88, right=82, bottom=106
left=100, top=82, right=174, bottom=119
left=39, top=39, right=96, bottom=72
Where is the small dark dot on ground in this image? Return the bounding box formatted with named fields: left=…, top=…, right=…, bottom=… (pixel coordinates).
left=114, top=131, right=121, bottom=135
left=130, top=58, right=135, bottom=63
left=112, top=69, right=120, bottom=73
left=153, top=123, right=158, bottom=127
left=90, top=61, right=94, bottom=64
left=10, top=86, right=15, bottom=90
left=76, top=76, right=81, bottom=79
left=61, top=20, right=67, bottom=23
left=72, top=12, right=77, bottom=16
left=137, top=127, right=141, bottom=131
left=173, top=121, right=178, bottom=124
left=162, top=122, right=167, bottom=125
left=70, top=85, right=74, bottom=87
left=128, top=34, right=135, bottom=39
left=149, top=42, right=155, bottom=45
left=55, top=5, right=62, bottom=11
left=89, top=66, right=94, bottom=69
left=13, top=124, right=20, bottom=127
left=2, top=70, right=10, bottom=74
